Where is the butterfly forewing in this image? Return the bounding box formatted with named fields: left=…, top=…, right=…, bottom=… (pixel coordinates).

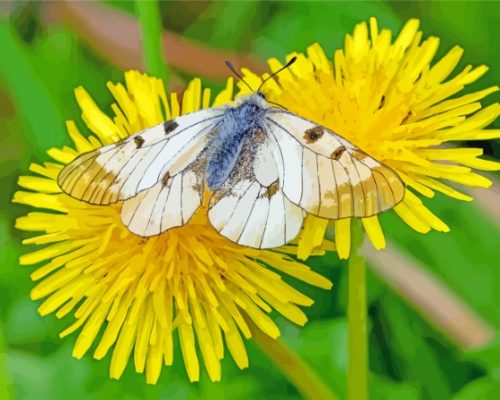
left=58, top=108, right=223, bottom=205
left=266, top=110, right=405, bottom=219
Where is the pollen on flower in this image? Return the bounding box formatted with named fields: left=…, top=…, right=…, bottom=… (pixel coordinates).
left=240, top=17, right=500, bottom=260
left=13, top=71, right=332, bottom=384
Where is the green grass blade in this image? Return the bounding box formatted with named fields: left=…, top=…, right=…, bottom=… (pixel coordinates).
left=136, top=0, right=167, bottom=81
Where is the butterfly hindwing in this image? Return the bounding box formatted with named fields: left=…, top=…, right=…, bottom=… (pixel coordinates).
left=266, top=110, right=405, bottom=219
left=208, top=140, right=303, bottom=248
left=121, top=163, right=203, bottom=237
left=58, top=108, right=223, bottom=205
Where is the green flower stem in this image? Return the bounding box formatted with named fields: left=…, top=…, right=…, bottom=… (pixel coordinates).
left=136, top=0, right=167, bottom=81
left=251, top=321, right=338, bottom=400
left=348, top=220, right=368, bottom=400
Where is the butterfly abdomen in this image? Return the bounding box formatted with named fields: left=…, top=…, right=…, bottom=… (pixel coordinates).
left=206, top=99, right=267, bottom=190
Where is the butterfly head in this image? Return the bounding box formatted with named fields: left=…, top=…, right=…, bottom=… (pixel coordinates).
left=235, top=92, right=268, bottom=108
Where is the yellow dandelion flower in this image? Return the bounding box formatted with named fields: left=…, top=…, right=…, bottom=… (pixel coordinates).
left=13, top=71, right=332, bottom=384
left=240, top=17, right=500, bottom=259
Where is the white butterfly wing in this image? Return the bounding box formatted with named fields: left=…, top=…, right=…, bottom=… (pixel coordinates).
left=58, top=108, right=223, bottom=205
left=120, top=164, right=203, bottom=237
left=266, top=110, right=405, bottom=219
left=208, top=140, right=303, bottom=248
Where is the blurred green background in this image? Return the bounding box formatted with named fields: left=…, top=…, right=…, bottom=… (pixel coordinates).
left=1, top=1, right=499, bottom=399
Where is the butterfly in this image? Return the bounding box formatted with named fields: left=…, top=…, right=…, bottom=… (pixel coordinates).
left=58, top=59, right=405, bottom=249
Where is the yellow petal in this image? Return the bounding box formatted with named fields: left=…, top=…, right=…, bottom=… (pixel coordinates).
left=334, top=218, right=351, bottom=259
left=394, top=202, right=431, bottom=234
left=17, top=176, right=61, bottom=194
left=361, top=216, right=386, bottom=250
left=65, top=120, right=96, bottom=153
left=297, top=216, right=329, bottom=260
left=74, top=86, right=123, bottom=144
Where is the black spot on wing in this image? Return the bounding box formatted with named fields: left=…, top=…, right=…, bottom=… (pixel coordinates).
left=303, top=126, right=324, bottom=144
left=330, top=146, right=346, bottom=160
left=134, top=135, right=145, bottom=148
left=164, top=119, right=179, bottom=135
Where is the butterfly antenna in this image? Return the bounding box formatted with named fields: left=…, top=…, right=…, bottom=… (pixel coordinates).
left=225, top=61, right=254, bottom=92
left=258, top=56, right=297, bottom=92
left=266, top=100, right=287, bottom=110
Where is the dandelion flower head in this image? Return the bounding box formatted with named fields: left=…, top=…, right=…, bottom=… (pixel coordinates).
left=240, top=18, right=500, bottom=259
left=13, top=72, right=332, bottom=383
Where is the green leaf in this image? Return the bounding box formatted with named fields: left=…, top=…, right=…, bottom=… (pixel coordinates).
left=0, top=19, right=66, bottom=150
left=8, top=344, right=92, bottom=400
left=381, top=192, right=500, bottom=327
left=0, top=323, right=14, bottom=400
left=254, top=1, right=401, bottom=59
left=378, top=294, right=452, bottom=399
left=185, top=1, right=262, bottom=49
left=5, top=297, right=57, bottom=345
left=279, top=318, right=421, bottom=400
left=463, top=334, right=500, bottom=373
left=452, top=377, right=500, bottom=400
